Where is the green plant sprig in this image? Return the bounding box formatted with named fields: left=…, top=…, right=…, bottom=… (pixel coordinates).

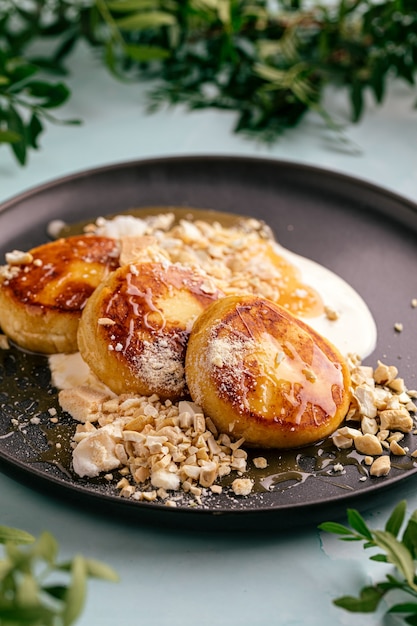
left=1, top=0, right=417, bottom=166
left=319, top=500, right=417, bottom=624
left=0, top=524, right=118, bottom=626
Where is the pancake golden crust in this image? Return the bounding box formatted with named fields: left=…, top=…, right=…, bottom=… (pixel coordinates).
left=77, top=261, right=223, bottom=400
left=185, top=295, right=351, bottom=449
left=0, top=235, right=120, bottom=354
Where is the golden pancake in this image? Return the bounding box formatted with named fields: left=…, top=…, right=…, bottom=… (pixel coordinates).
left=77, top=261, right=223, bottom=400
left=0, top=235, right=120, bottom=354
left=185, top=294, right=351, bottom=448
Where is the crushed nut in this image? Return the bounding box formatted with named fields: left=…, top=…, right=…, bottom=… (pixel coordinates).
left=354, top=433, right=383, bottom=456
left=5, top=250, right=33, bottom=265
left=253, top=457, right=268, bottom=469
left=231, top=478, right=254, bottom=496
left=370, top=455, right=391, bottom=477
left=324, top=305, right=339, bottom=321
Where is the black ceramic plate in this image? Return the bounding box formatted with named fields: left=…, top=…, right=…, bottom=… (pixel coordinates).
left=1, top=155, right=417, bottom=532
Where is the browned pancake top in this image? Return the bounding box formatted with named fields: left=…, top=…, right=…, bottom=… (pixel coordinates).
left=82, top=262, right=224, bottom=399
left=97, top=262, right=222, bottom=358
left=204, top=297, right=347, bottom=431
left=2, top=235, right=120, bottom=312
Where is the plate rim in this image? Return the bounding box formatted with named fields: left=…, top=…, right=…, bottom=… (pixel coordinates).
left=1, top=153, right=417, bottom=530
left=2, top=154, right=417, bottom=219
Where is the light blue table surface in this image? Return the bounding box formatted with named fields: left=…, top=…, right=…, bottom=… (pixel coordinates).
left=1, top=43, right=417, bottom=626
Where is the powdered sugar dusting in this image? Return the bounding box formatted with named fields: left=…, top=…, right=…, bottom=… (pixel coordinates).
left=133, top=337, right=186, bottom=397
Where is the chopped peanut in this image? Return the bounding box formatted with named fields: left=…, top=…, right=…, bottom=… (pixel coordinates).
left=370, top=456, right=391, bottom=477
left=354, top=434, right=383, bottom=456
left=232, top=478, right=254, bottom=496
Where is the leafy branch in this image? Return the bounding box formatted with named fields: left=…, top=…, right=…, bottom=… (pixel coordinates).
left=319, top=500, right=417, bottom=624
left=0, top=0, right=417, bottom=166
left=0, top=524, right=118, bottom=626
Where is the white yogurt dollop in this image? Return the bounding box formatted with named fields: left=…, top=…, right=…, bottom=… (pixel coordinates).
left=276, top=244, right=377, bottom=360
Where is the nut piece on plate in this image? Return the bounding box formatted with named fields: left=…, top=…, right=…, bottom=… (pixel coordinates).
left=77, top=261, right=223, bottom=400
left=0, top=235, right=120, bottom=354
left=185, top=294, right=351, bottom=449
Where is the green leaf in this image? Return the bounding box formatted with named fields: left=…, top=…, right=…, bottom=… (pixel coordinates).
left=0, top=604, right=56, bottom=623
left=350, top=79, right=364, bottom=122
left=370, top=58, right=387, bottom=103
left=346, top=509, right=373, bottom=541
left=385, top=500, right=407, bottom=537
left=25, top=81, right=70, bottom=108
left=62, top=555, right=87, bottom=626
left=124, top=44, right=170, bottom=62
left=53, top=32, right=79, bottom=63
left=7, top=106, right=27, bottom=165
left=33, top=531, right=58, bottom=565
left=218, top=0, right=231, bottom=25
left=27, top=113, right=44, bottom=149
left=0, top=526, right=117, bottom=625
left=115, top=11, right=176, bottom=30
left=389, top=602, right=417, bottom=614
left=0, top=526, right=34, bottom=545
left=403, top=510, right=417, bottom=558
left=369, top=553, right=388, bottom=562
left=85, top=558, right=119, bottom=582
left=373, top=530, right=416, bottom=589
left=0, top=129, right=21, bottom=144
left=334, top=585, right=387, bottom=612
left=107, top=0, right=158, bottom=10
left=318, top=521, right=355, bottom=536
left=16, top=573, right=39, bottom=606
left=7, top=63, right=38, bottom=87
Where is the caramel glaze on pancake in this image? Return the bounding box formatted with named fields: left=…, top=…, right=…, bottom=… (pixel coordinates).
left=77, top=261, right=224, bottom=400
left=185, top=295, right=351, bottom=449
left=0, top=235, right=120, bottom=354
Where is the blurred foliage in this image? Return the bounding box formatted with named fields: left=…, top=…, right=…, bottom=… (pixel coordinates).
left=320, top=501, right=417, bottom=623
left=0, top=0, right=416, bottom=164
left=0, top=524, right=118, bottom=625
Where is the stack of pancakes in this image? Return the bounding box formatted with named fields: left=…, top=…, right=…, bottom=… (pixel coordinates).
left=0, top=216, right=351, bottom=449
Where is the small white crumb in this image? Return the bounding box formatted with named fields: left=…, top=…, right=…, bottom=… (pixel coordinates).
left=47, top=220, right=66, bottom=238
left=324, top=305, right=340, bottom=321
left=394, top=322, right=403, bottom=332
left=333, top=463, right=344, bottom=473
left=151, top=469, right=181, bottom=491
left=5, top=250, right=33, bottom=265
left=411, top=298, right=417, bottom=308
left=98, top=317, right=116, bottom=326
